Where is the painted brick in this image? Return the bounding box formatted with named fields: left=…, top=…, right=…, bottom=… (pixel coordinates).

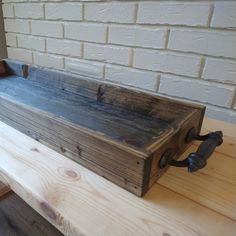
left=31, top=21, right=63, bottom=38
left=134, top=49, right=201, bottom=77
left=45, top=3, right=82, bottom=21
left=15, top=4, right=44, bottom=19
left=105, top=65, right=158, bottom=91
left=33, top=52, right=64, bottom=70
left=17, top=35, right=45, bottom=51
left=84, top=2, right=136, bottom=23
left=168, top=29, right=236, bottom=59
left=47, top=39, right=82, bottom=57
left=84, top=43, right=131, bottom=66
left=65, top=23, right=107, bottom=43
left=109, top=26, right=166, bottom=49
left=159, top=75, right=235, bottom=108
left=65, top=58, right=104, bottom=80
left=2, top=4, right=14, bottom=18
left=7, top=47, right=32, bottom=63
left=211, top=2, right=236, bottom=28
left=4, top=19, right=30, bottom=34
left=137, top=2, right=210, bottom=26
left=5, top=33, right=17, bottom=47
left=205, top=105, right=236, bottom=124
left=203, top=58, right=236, bottom=84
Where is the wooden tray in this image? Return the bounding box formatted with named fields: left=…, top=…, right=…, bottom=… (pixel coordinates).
left=0, top=59, right=206, bottom=196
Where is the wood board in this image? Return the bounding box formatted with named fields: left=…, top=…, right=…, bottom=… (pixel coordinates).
left=0, top=59, right=205, bottom=196
left=0, top=118, right=235, bottom=236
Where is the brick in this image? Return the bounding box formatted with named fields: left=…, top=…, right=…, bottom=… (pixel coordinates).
left=205, top=105, right=236, bottom=124
left=105, top=65, right=158, bottom=91
left=109, top=26, right=166, bottom=49
left=7, top=47, right=32, bottom=63
left=137, top=2, right=210, bottom=26
left=211, top=2, right=236, bottom=28
left=5, top=33, right=17, bottom=47
left=168, top=29, right=236, bottom=59
left=84, top=43, right=131, bottom=66
left=15, top=4, right=44, bottom=19
left=84, top=2, right=136, bottom=23
left=159, top=75, right=235, bottom=108
left=31, top=21, right=63, bottom=38
left=65, top=23, right=107, bottom=43
left=203, top=58, right=236, bottom=84
left=33, top=52, right=64, bottom=70
left=134, top=49, right=201, bottom=77
left=45, top=3, right=82, bottom=21
left=2, top=4, right=14, bottom=17
left=65, top=58, right=104, bottom=80
left=4, top=19, right=30, bottom=34
left=47, top=39, right=82, bottom=57
left=17, top=35, right=45, bottom=51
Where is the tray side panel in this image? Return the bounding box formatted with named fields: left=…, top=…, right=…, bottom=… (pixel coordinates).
left=144, top=108, right=204, bottom=195
left=3, top=59, right=204, bottom=123
left=0, top=96, right=146, bottom=196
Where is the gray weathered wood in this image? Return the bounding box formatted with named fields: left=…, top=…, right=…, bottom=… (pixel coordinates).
left=0, top=59, right=205, bottom=196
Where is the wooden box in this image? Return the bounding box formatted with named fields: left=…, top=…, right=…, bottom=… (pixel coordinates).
left=0, top=59, right=205, bottom=196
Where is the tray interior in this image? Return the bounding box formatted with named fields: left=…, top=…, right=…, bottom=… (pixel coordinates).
left=0, top=75, right=171, bottom=148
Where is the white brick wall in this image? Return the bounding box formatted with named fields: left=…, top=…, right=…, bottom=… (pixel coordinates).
left=7, top=47, right=32, bottom=63
left=133, top=50, right=201, bottom=77
left=137, top=2, right=211, bottom=26
left=108, top=26, right=167, bottom=49
left=105, top=65, right=158, bottom=91
left=65, top=23, right=107, bottom=43
left=203, top=58, right=236, bottom=84
left=65, top=57, right=104, bottom=80
left=84, top=2, right=136, bottom=23
left=47, top=39, right=82, bottom=57
left=168, top=29, right=236, bottom=59
left=211, top=2, right=236, bottom=28
left=5, top=33, right=17, bottom=47
left=159, top=75, right=235, bottom=108
left=84, top=43, right=131, bottom=66
left=4, top=19, right=30, bottom=33
left=2, top=4, right=14, bottom=18
left=2, top=0, right=236, bottom=123
left=45, top=3, right=83, bottom=21
left=14, top=4, right=44, bottom=19
left=33, top=52, right=64, bottom=70
left=17, top=35, right=45, bottom=51
left=31, top=21, right=63, bottom=38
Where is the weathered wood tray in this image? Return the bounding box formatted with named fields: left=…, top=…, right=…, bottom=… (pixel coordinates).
left=0, top=59, right=222, bottom=196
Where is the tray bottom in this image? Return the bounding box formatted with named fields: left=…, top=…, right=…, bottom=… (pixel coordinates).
left=0, top=75, right=170, bottom=148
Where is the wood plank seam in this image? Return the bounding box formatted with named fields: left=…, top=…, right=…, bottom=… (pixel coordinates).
left=156, top=183, right=236, bottom=223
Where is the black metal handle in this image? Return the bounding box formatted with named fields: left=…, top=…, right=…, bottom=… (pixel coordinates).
left=159, top=128, right=223, bottom=172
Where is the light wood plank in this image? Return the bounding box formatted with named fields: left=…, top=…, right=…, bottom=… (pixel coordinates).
left=199, top=117, right=236, bottom=158
left=158, top=118, right=236, bottom=220
left=0, top=120, right=235, bottom=236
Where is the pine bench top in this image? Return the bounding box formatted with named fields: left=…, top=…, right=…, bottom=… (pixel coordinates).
left=0, top=118, right=235, bottom=236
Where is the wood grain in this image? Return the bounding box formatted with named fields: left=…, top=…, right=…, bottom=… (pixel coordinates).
left=0, top=119, right=235, bottom=236
left=0, top=59, right=205, bottom=196
left=158, top=118, right=236, bottom=220
left=0, top=192, right=63, bottom=236
left=199, top=118, right=236, bottom=158
left=0, top=181, right=10, bottom=197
